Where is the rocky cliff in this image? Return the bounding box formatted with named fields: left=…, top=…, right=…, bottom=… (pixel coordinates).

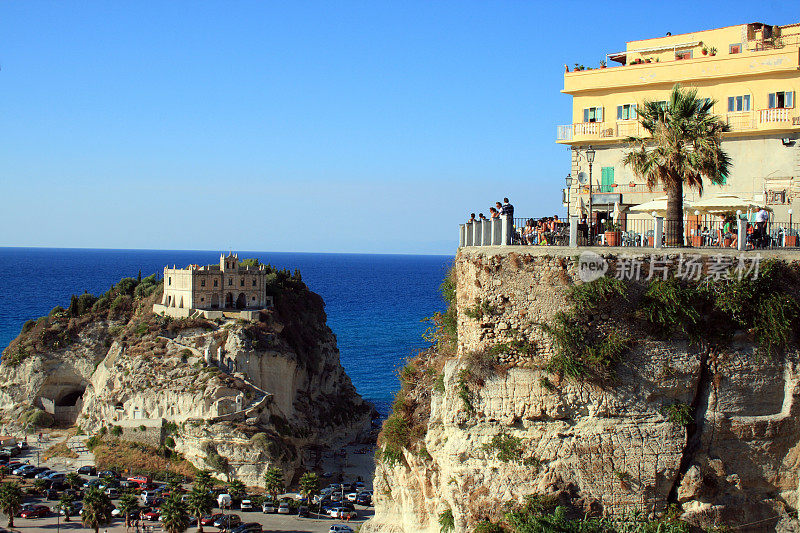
left=364, top=248, right=800, bottom=532
left=1, top=269, right=374, bottom=486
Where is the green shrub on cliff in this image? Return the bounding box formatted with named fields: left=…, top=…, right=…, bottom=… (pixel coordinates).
left=640, top=278, right=701, bottom=338
left=542, top=312, right=629, bottom=381
left=438, top=508, right=455, bottom=532
left=24, top=408, right=54, bottom=428
left=570, top=276, right=627, bottom=314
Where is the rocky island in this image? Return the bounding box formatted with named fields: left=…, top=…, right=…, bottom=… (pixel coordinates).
left=0, top=255, right=374, bottom=487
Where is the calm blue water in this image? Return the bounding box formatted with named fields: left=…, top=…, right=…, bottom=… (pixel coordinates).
left=0, top=248, right=452, bottom=417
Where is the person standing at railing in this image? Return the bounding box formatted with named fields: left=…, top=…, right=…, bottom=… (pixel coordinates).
left=489, top=207, right=500, bottom=219
left=755, top=206, right=769, bottom=248
left=500, top=198, right=514, bottom=244
left=467, top=213, right=476, bottom=224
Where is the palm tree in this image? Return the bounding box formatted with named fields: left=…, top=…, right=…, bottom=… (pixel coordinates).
left=194, top=470, right=213, bottom=492
left=226, top=479, right=246, bottom=501
left=298, top=472, right=319, bottom=505
left=57, top=491, right=75, bottom=522
left=82, top=486, right=113, bottom=533
left=263, top=467, right=284, bottom=503
left=0, top=481, right=22, bottom=528
left=117, top=493, right=140, bottom=529
left=186, top=485, right=214, bottom=532
left=623, top=84, right=731, bottom=246
left=0, top=466, right=9, bottom=482
left=160, top=494, right=190, bottom=533
left=65, top=472, right=83, bottom=491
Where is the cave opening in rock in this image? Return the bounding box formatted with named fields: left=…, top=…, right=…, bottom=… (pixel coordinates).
left=56, top=388, right=85, bottom=407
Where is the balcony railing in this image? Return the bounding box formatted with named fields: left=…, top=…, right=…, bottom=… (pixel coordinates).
left=760, top=108, right=795, bottom=123
left=558, top=110, right=799, bottom=142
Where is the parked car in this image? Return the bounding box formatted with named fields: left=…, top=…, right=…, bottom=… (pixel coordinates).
left=46, top=489, right=60, bottom=500
left=213, top=514, right=241, bottom=529
left=345, top=492, right=358, bottom=502
left=105, top=488, right=119, bottom=499
left=120, top=480, right=139, bottom=489
left=356, top=493, right=372, bottom=506
left=17, top=442, right=28, bottom=450
left=77, top=465, right=96, bottom=476
left=231, top=522, right=262, bottom=533
left=141, top=491, right=159, bottom=505
left=262, top=500, right=277, bottom=513
left=12, top=464, right=33, bottom=476
left=239, top=499, right=254, bottom=511
left=297, top=505, right=309, bottom=517
left=98, top=470, right=119, bottom=479
left=142, top=508, right=161, bottom=521
left=34, top=469, right=54, bottom=479
left=329, top=526, right=354, bottom=533
left=47, top=472, right=66, bottom=481
left=200, top=513, right=224, bottom=526
left=277, top=502, right=291, bottom=514
left=26, top=467, right=50, bottom=479
left=2, top=447, right=20, bottom=457
left=19, top=504, right=50, bottom=518
left=127, top=475, right=151, bottom=484
left=217, top=493, right=232, bottom=509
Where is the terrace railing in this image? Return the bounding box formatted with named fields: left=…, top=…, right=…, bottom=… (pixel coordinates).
left=459, top=215, right=800, bottom=251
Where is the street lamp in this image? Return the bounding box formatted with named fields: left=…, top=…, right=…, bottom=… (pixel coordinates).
left=565, top=174, right=573, bottom=218
left=586, top=146, right=596, bottom=241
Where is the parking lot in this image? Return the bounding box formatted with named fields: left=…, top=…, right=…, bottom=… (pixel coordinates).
left=1, top=434, right=373, bottom=533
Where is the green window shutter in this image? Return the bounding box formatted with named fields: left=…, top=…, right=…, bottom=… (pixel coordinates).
left=631, top=104, right=637, bottom=119
left=600, top=167, right=614, bottom=192
left=787, top=91, right=794, bottom=108
left=768, top=93, right=776, bottom=109
left=744, top=94, right=750, bottom=111
left=728, top=97, right=734, bottom=112
left=617, top=106, right=623, bottom=120
left=583, top=108, right=589, bottom=122
left=598, top=107, right=603, bottom=122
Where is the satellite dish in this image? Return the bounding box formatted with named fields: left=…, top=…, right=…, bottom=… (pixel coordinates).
left=577, top=172, right=588, bottom=185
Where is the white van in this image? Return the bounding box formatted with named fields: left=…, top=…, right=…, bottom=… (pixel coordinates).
left=217, top=493, right=232, bottom=509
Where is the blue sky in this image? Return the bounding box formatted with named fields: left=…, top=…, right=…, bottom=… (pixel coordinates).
left=1, top=1, right=796, bottom=254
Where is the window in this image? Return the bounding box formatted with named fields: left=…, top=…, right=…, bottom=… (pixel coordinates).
left=616, top=104, right=637, bottom=120
left=729, top=43, right=741, bottom=54
left=727, top=95, right=751, bottom=112
left=228, top=279, right=232, bottom=286
left=768, top=91, right=795, bottom=109
left=214, top=280, right=218, bottom=287
left=675, top=50, right=692, bottom=60
left=240, top=279, right=245, bottom=287
left=252, top=296, right=256, bottom=301
left=168, top=277, right=171, bottom=286
left=583, top=107, right=603, bottom=123
left=252, top=280, right=257, bottom=287
left=200, top=297, right=205, bottom=302
left=200, top=280, right=205, bottom=287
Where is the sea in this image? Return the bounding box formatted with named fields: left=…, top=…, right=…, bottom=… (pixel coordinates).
left=0, top=248, right=453, bottom=418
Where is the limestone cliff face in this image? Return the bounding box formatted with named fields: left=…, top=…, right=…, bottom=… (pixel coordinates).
left=1, top=276, right=373, bottom=487
left=364, top=248, right=800, bottom=532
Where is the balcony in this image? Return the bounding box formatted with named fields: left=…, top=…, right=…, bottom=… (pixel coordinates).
left=725, top=109, right=800, bottom=132
left=563, top=47, right=800, bottom=94
left=557, top=110, right=799, bottom=143
left=556, top=120, right=644, bottom=143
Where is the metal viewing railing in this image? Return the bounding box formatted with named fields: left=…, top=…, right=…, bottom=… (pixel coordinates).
left=460, top=215, right=800, bottom=251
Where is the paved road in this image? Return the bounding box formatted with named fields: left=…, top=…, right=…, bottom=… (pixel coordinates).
left=8, top=508, right=372, bottom=533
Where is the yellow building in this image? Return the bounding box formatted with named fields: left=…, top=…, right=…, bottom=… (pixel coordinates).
left=558, top=22, right=799, bottom=224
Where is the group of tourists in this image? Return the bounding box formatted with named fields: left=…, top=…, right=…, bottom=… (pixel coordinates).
left=466, top=198, right=514, bottom=224
left=520, top=216, right=563, bottom=245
